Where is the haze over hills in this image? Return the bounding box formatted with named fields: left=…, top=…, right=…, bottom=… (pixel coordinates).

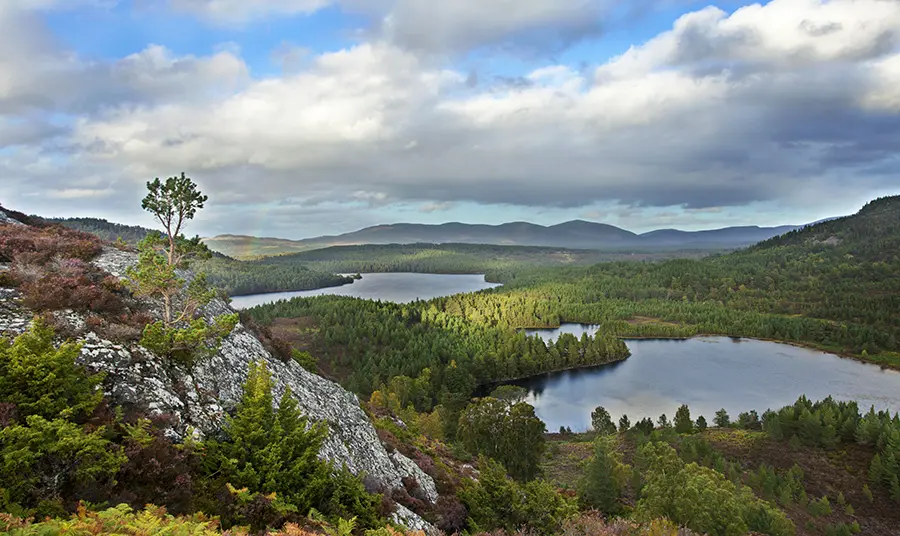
left=204, top=220, right=803, bottom=259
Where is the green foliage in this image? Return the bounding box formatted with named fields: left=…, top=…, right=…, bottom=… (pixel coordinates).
left=0, top=416, right=125, bottom=514
left=127, top=175, right=238, bottom=368
left=591, top=406, right=617, bottom=435
left=457, top=397, right=546, bottom=481
left=862, top=484, right=874, bottom=504
left=199, top=255, right=353, bottom=296
left=459, top=457, right=576, bottom=536
left=635, top=442, right=794, bottom=536
left=203, top=362, right=380, bottom=531
left=489, top=385, right=528, bottom=403
left=824, top=522, right=862, bottom=536
left=674, top=404, right=693, bottom=434
left=696, top=415, right=708, bottom=432
left=247, top=295, right=630, bottom=408
left=251, top=242, right=691, bottom=273
left=141, top=314, right=239, bottom=368
left=764, top=396, right=900, bottom=500
left=618, top=414, right=631, bottom=432
left=578, top=435, right=630, bottom=513
left=714, top=409, right=731, bottom=428
left=126, top=233, right=216, bottom=328
left=141, top=173, right=208, bottom=262
left=0, top=320, right=103, bottom=422
left=807, top=495, right=832, bottom=517
left=292, top=349, right=319, bottom=373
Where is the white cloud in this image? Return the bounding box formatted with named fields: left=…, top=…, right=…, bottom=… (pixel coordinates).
left=600, top=0, right=900, bottom=79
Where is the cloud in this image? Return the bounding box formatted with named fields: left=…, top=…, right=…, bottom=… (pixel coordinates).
left=167, top=0, right=331, bottom=24
left=4, top=0, right=900, bottom=236
left=164, top=0, right=612, bottom=53
left=372, top=0, right=608, bottom=54
left=419, top=202, right=454, bottom=213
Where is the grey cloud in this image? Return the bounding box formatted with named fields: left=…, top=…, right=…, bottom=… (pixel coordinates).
left=799, top=20, right=843, bottom=37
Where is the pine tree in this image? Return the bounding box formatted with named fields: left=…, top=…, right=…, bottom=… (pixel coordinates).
left=591, top=406, right=616, bottom=435
left=869, top=454, right=884, bottom=484
left=674, top=404, right=693, bottom=434
left=657, top=414, right=670, bottom=428
left=695, top=415, right=708, bottom=432
left=618, top=414, right=631, bottom=432
left=578, top=436, right=630, bottom=514
left=207, top=361, right=378, bottom=529
left=714, top=408, right=731, bottom=428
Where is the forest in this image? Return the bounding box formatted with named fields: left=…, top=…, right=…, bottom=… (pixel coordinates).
left=251, top=243, right=710, bottom=276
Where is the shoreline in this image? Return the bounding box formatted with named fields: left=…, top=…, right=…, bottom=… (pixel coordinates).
left=477, top=334, right=900, bottom=395
left=474, top=354, right=631, bottom=394
left=227, top=278, right=355, bottom=298
left=619, top=333, right=900, bottom=371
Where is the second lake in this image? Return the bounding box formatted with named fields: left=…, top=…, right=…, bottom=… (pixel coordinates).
left=229, top=272, right=501, bottom=309
left=508, top=328, right=900, bottom=432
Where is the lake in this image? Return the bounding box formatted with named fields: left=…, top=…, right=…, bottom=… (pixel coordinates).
left=229, top=272, right=501, bottom=309
left=510, top=326, right=900, bottom=431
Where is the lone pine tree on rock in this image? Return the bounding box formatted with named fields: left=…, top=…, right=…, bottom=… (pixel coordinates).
left=126, top=173, right=236, bottom=367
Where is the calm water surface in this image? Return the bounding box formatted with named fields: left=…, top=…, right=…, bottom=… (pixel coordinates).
left=513, top=326, right=900, bottom=431
left=230, top=272, right=500, bottom=309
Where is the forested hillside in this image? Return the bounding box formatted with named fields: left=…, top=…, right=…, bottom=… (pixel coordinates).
left=251, top=243, right=709, bottom=276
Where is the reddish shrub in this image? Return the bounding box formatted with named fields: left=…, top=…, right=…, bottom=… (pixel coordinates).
left=0, top=403, right=18, bottom=427
left=434, top=496, right=468, bottom=534
left=108, top=422, right=200, bottom=515
left=239, top=312, right=293, bottom=362
left=0, top=224, right=102, bottom=263
left=390, top=486, right=426, bottom=515
left=16, top=258, right=127, bottom=315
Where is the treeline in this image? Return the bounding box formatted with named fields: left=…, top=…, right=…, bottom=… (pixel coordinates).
left=198, top=256, right=353, bottom=296
left=43, top=216, right=152, bottom=243
left=253, top=243, right=706, bottom=277
left=762, top=396, right=900, bottom=501
left=246, top=295, right=629, bottom=404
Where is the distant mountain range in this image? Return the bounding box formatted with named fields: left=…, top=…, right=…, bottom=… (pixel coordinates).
left=204, top=220, right=804, bottom=259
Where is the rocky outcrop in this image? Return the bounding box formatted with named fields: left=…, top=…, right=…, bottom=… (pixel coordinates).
left=0, top=208, right=24, bottom=226
left=0, top=238, right=438, bottom=530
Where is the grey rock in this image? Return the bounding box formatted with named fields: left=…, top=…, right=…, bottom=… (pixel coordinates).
left=0, top=245, right=437, bottom=530
left=392, top=504, right=437, bottom=535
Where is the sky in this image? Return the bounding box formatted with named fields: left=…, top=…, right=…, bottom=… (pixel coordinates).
left=1, top=0, right=899, bottom=239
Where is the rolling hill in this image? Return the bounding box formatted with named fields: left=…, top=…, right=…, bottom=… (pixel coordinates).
left=204, top=220, right=803, bottom=259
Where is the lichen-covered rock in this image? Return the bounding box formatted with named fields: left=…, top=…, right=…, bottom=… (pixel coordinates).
left=0, top=244, right=438, bottom=531
left=392, top=504, right=434, bottom=534
left=0, top=288, right=30, bottom=337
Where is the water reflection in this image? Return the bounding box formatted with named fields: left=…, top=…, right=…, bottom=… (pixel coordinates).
left=230, top=272, right=501, bottom=309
